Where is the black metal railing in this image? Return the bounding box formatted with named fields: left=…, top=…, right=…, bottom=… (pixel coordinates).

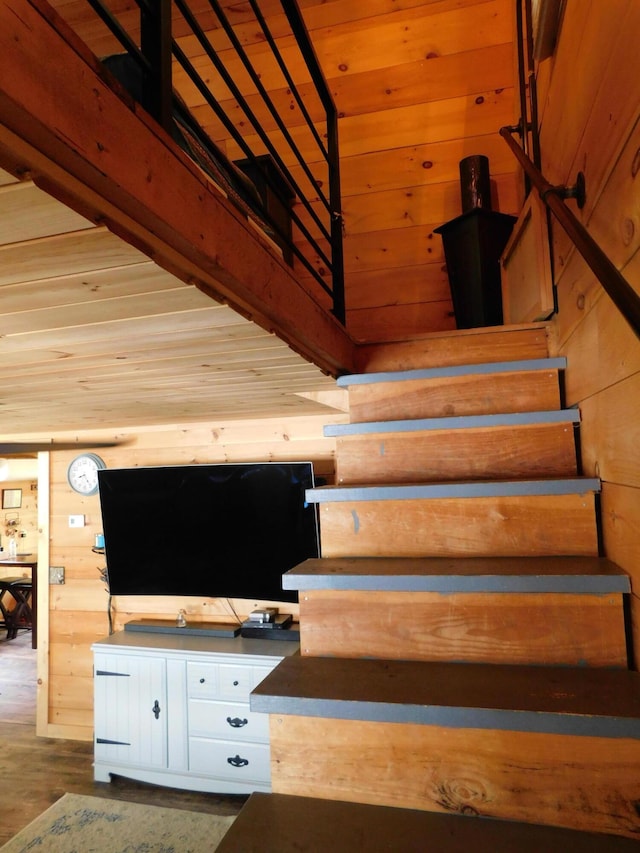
left=69, top=0, right=345, bottom=323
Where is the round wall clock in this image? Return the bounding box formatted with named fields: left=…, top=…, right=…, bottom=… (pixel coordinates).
left=67, top=453, right=106, bottom=496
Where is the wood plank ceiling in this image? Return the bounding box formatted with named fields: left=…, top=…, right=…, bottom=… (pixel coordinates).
left=0, top=0, right=519, bottom=436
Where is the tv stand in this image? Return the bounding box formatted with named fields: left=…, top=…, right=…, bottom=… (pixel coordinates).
left=92, top=630, right=298, bottom=794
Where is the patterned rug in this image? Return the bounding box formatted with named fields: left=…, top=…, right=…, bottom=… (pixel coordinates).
left=0, top=793, right=236, bottom=852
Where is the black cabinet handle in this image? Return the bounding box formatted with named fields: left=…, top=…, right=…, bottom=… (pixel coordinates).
left=152, top=700, right=161, bottom=720
left=233, top=680, right=239, bottom=686
left=226, top=716, right=248, bottom=728
left=227, top=754, right=249, bottom=768
left=199, top=678, right=205, bottom=683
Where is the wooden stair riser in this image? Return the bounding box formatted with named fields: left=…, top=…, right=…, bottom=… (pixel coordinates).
left=267, top=716, right=640, bottom=839
left=318, top=494, right=599, bottom=558
left=297, top=589, right=627, bottom=667
left=347, top=370, right=562, bottom=423
left=354, top=326, right=552, bottom=374
left=335, top=422, right=578, bottom=484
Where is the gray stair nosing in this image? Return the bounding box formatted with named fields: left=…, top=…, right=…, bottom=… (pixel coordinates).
left=282, top=573, right=629, bottom=593
left=337, top=357, right=567, bottom=387
left=250, top=694, right=640, bottom=740
left=306, top=478, right=601, bottom=503
left=324, top=409, right=581, bottom=437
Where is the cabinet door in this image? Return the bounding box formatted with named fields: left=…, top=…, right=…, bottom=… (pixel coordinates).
left=94, top=652, right=167, bottom=769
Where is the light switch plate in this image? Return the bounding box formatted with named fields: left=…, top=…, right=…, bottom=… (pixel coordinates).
left=68, top=514, right=85, bottom=528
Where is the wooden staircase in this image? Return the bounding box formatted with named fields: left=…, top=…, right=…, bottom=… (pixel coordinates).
left=250, top=326, right=640, bottom=842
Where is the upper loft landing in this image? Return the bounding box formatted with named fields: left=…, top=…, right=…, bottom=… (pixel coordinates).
left=0, top=0, right=354, bottom=373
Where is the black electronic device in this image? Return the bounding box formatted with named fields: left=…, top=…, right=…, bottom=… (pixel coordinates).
left=242, top=613, right=293, bottom=631
left=97, top=462, right=319, bottom=604
left=240, top=620, right=300, bottom=641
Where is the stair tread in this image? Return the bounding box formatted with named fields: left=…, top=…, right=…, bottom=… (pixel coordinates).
left=217, top=792, right=640, bottom=853
left=324, top=409, right=580, bottom=436
left=283, top=556, right=630, bottom=592
left=337, top=357, right=566, bottom=387
left=307, top=477, right=600, bottom=502
left=251, top=656, right=640, bottom=738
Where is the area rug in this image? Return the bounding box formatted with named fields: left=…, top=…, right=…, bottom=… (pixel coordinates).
left=0, top=793, right=235, bottom=852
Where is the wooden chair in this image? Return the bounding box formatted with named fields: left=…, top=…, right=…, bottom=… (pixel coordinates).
left=0, top=577, right=32, bottom=640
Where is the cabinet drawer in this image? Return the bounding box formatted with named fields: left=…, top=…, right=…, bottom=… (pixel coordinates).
left=188, top=699, right=270, bottom=742
left=218, top=664, right=272, bottom=701
left=189, top=737, right=271, bottom=784
left=187, top=662, right=219, bottom=699
left=187, top=662, right=273, bottom=701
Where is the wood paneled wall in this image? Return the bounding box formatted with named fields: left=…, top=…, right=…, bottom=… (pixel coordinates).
left=537, top=1, right=640, bottom=661
left=43, top=412, right=344, bottom=740
left=161, top=0, right=522, bottom=340
left=294, top=0, right=521, bottom=341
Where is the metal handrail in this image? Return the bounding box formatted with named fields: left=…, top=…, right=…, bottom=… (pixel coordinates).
left=500, top=126, right=640, bottom=341
left=79, top=0, right=345, bottom=323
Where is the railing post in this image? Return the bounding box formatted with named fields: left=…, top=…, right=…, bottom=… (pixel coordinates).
left=140, top=0, right=173, bottom=133
left=327, top=108, right=345, bottom=325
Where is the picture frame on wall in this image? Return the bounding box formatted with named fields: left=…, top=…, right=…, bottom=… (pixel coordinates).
left=2, top=488, right=22, bottom=509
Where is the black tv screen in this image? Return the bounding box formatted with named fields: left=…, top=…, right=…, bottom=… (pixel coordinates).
left=97, top=462, right=319, bottom=603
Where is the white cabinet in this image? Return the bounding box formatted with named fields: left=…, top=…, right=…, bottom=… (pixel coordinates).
left=92, top=631, right=298, bottom=794
left=94, top=652, right=167, bottom=770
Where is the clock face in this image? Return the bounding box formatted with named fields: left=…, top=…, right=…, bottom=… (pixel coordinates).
left=67, top=453, right=106, bottom=496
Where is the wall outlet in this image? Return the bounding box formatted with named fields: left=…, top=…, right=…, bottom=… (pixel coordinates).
left=50, top=566, right=65, bottom=585
left=68, top=514, right=85, bottom=528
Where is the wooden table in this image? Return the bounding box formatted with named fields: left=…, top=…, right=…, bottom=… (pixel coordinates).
left=0, top=557, right=37, bottom=648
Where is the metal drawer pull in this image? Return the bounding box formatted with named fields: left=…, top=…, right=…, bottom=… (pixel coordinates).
left=152, top=700, right=161, bottom=720
left=199, top=677, right=205, bottom=683
left=226, top=716, right=248, bottom=728
left=227, top=754, right=249, bottom=768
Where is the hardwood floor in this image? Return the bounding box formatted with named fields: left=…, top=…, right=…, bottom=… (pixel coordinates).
left=0, top=631, right=246, bottom=845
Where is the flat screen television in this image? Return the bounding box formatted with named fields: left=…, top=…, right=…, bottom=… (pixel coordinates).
left=97, top=462, right=319, bottom=603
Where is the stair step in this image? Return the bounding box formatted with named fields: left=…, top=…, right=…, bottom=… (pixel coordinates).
left=252, top=658, right=640, bottom=838
left=287, top=557, right=628, bottom=667
left=327, top=413, right=580, bottom=483
left=343, top=358, right=565, bottom=423
left=307, top=477, right=600, bottom=502
left=284, top=556, right=630, bottom=593
left=338, top=357, right=567, bottom=387
left=253, top=656, right=640, bottom=736
left=313, top=483, right=600, bottom=559
left=325, top=409, right=581, bottom=436
left=217, top=792, right=640, bottom=853
left=355, top=324, right=552, bottom=374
